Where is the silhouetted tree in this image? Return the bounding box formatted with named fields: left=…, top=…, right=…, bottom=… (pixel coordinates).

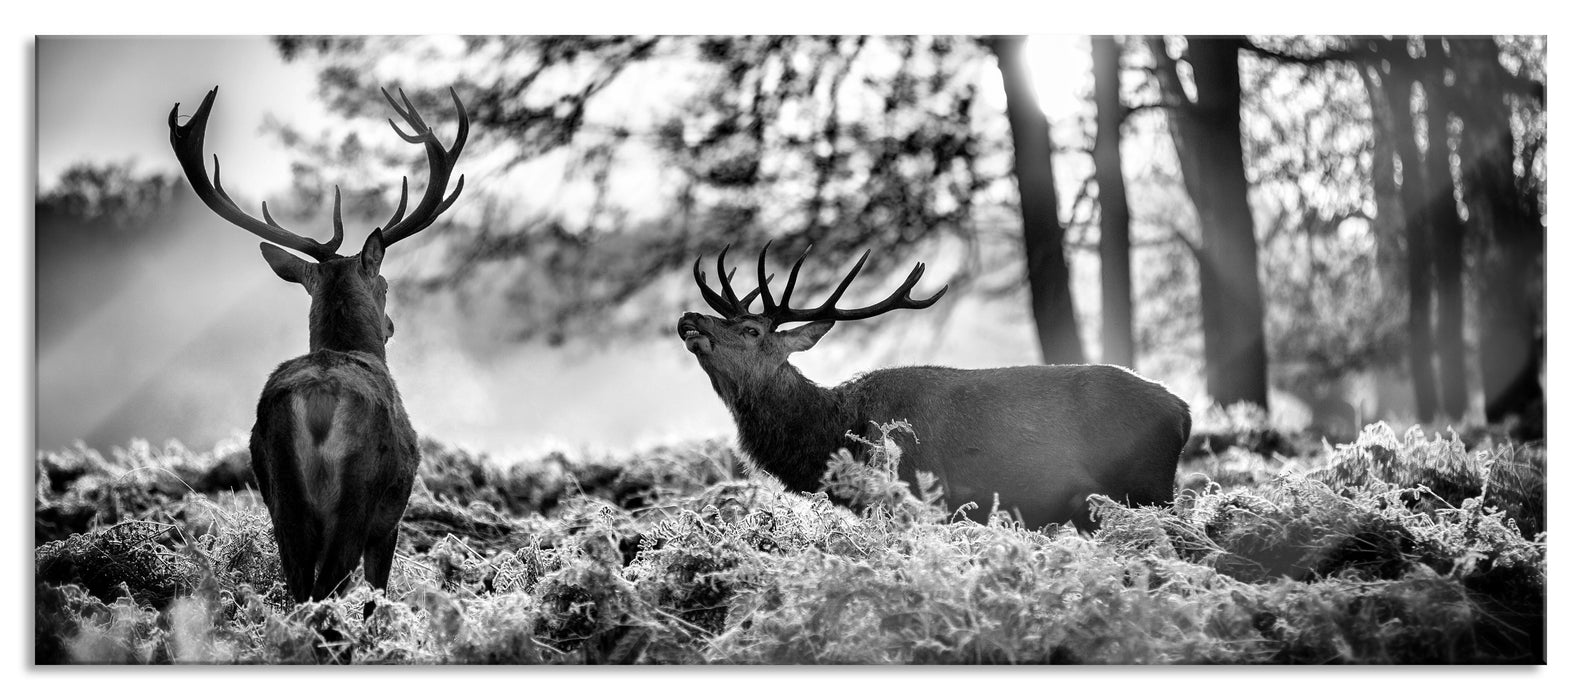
left=1091, top=35, right=1135, bottom=368
left=1250, top=35, right=1544, bottom=429
left=989, top=36, right=1083, bottom=365
left=1420, top=37, right=1469, bottom=421
left=1148, top=36, right=1269, bottom=408
left=1449, top=37, right=1545, bottom=435
left=1375, top=37, right=1440, bottom=421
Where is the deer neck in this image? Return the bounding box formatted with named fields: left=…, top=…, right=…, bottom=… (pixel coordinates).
left=720, top=363, right=856, bottom=494
left=307, top=295, right=388, bottom=362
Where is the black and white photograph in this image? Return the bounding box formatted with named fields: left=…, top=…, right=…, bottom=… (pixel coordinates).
left=27, top=26, right=1549, bottom=671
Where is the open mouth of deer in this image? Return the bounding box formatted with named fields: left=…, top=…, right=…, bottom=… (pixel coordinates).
left=678, top=319, right=712, bottom=354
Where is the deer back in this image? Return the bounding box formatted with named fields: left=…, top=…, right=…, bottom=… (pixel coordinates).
left=248, top=349, right=419, bottom=602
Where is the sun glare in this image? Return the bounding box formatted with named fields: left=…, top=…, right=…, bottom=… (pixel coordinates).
left=1024, top=35, right=1093, bottom=123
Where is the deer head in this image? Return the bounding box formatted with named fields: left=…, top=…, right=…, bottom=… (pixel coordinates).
left=169, top=86, right=468, bottom=359
left=678, top=244, right=947, bottom=395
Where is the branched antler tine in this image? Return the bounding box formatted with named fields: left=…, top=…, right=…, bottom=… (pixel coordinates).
left=820, top=249, right=871, bottom=311
left=693, top=255, right=738, bottom=317
left=780, top=245, right=812, bottom=310
left=442, top=174, right=465, bottom=208
left=406, top=174, right=465, bottom=232
left=447, top=87, right=470, bottom=159
left=386, top=120, right=418, bottom=143
left=327, top=187, right=345, bottom=251
left=756, top=243, right=777, bottom=309
left=758, top=248, right=948, bottom=326
left=715, top=246, right=745, bottom=308
left=382, top=88, right=431, bottom=143
left=210, top=155, right=239, bottom=208
left=168, top=87, right=340, bottom=262
left=899, top=261, right=926, bottom=293
left=398, top=88, right=428, bottom=131
left=211, top=155, right=257, bottom=214
left=379, top=86, right=467, bottom=248
left=742, top=273, right=774, bottom=308
left=917, top=281, right=950, bottom=306
left=872, top=263, right=927, bottom=309
left=381, top=87, right=417, bottom=128
left=824, top=262, right=949, bottom=320
left=382, top=177, right=410, bottom=231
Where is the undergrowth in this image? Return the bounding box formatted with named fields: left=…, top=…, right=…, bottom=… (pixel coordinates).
left=35, top=421, right=1545, bottom=664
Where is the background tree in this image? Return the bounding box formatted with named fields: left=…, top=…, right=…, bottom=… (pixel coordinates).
left=1091, top=35, right=1135, bottom=368
left=1372, top=37, right=1440, bottom=421
left=265, top=34, right=1543, bottom=433
left=1147, top=36, right=1270, bottom=409
left=1234, top=37, right=1393, bottom=436
left=988, top=36, right=1084, bottom=364
left=273, top=36, right=1003, bottom=346
left=1420, top=37, right=1469, bottom=421
left=1249, top=35, right=1544, bottom=429
left=1447, top=37, right=1545, bottom=435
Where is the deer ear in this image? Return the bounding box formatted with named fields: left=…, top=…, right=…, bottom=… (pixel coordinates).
left=260, top=243, right=311, bottom=286
left=780, top=320, right=834, bottom=353
left=361, top=229, right=386, bottom=275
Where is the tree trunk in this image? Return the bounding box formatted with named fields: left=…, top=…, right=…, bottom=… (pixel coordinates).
left=1092, top=35, right=1136, bottom=368
left=1421, top=38, right=1470, bottom=421
left=1148, top=36, right=1269, bottom=408
left=1361, top=61, right=1409, bottom=347
left=1450, top=37, right=1545, bottom=434
left=1381, top=40, right=1441, bottom=422
left=991, top=36, right=1085, bottom=365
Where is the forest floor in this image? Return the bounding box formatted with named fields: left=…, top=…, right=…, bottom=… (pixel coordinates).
left=34, top=406, right=1546, bottom=664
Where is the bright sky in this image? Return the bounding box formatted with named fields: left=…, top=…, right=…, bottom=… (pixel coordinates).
left=37, top=36, right=330, bottom=194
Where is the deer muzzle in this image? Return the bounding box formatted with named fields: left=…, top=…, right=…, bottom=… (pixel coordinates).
left=677, top=314, right=712, bottom=355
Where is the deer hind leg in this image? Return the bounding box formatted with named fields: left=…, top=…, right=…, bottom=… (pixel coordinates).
left=359, top=525, right=400, bottom=619
left=272, top=514, right=321, bottom=602
left=255, top=424, right=321, bottom=602
left=362, top=525, right=400, bottom=591
left=309, top=516, right=367, bottom=600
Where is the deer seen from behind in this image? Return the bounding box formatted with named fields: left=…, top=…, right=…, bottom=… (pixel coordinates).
left=678, top=245, right=1191, bottom=531
left=168, top=86, right=468, bottom=602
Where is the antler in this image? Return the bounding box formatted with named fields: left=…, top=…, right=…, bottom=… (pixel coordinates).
left=693, top=243, right=947, bottom=327
left=693, top=244, right=770, bottom=317
left=376, top=86, right=469, bottom=248
left=169, top=87, right=345, bottom=262
left=753, top=244, right=947, bottom=328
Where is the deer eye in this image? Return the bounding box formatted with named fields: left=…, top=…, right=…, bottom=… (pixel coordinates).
left=743, top=326, right=760, bottom=337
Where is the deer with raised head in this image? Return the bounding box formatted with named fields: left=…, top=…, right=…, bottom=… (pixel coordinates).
left=678, top=245, right=1191, bottom=531
left=169, top=86, right=468, bottom=601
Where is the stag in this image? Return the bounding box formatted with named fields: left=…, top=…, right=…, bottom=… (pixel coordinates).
left=678, top=245, right=1190, bottom=531
left=169, top=86, right=468, bottom=601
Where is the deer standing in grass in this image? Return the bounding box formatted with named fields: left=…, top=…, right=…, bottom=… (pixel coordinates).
left=679, top=246, right=1191, bottom=531
left=169, top=86, right=468, bottom=601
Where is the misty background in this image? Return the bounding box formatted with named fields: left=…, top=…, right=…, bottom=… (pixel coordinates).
left=36, top=36, right=1073, bottom=457
left=35, top=35, right=1546, bottom=460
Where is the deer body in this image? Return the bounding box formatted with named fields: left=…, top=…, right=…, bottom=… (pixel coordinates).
left=732, top=363, right=1188, bottom=528
left=170, top=86, right=467, bottom=602
left=251, top=350, right=419, bottom=599
left=681, top=247, right=1190, bottom=531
